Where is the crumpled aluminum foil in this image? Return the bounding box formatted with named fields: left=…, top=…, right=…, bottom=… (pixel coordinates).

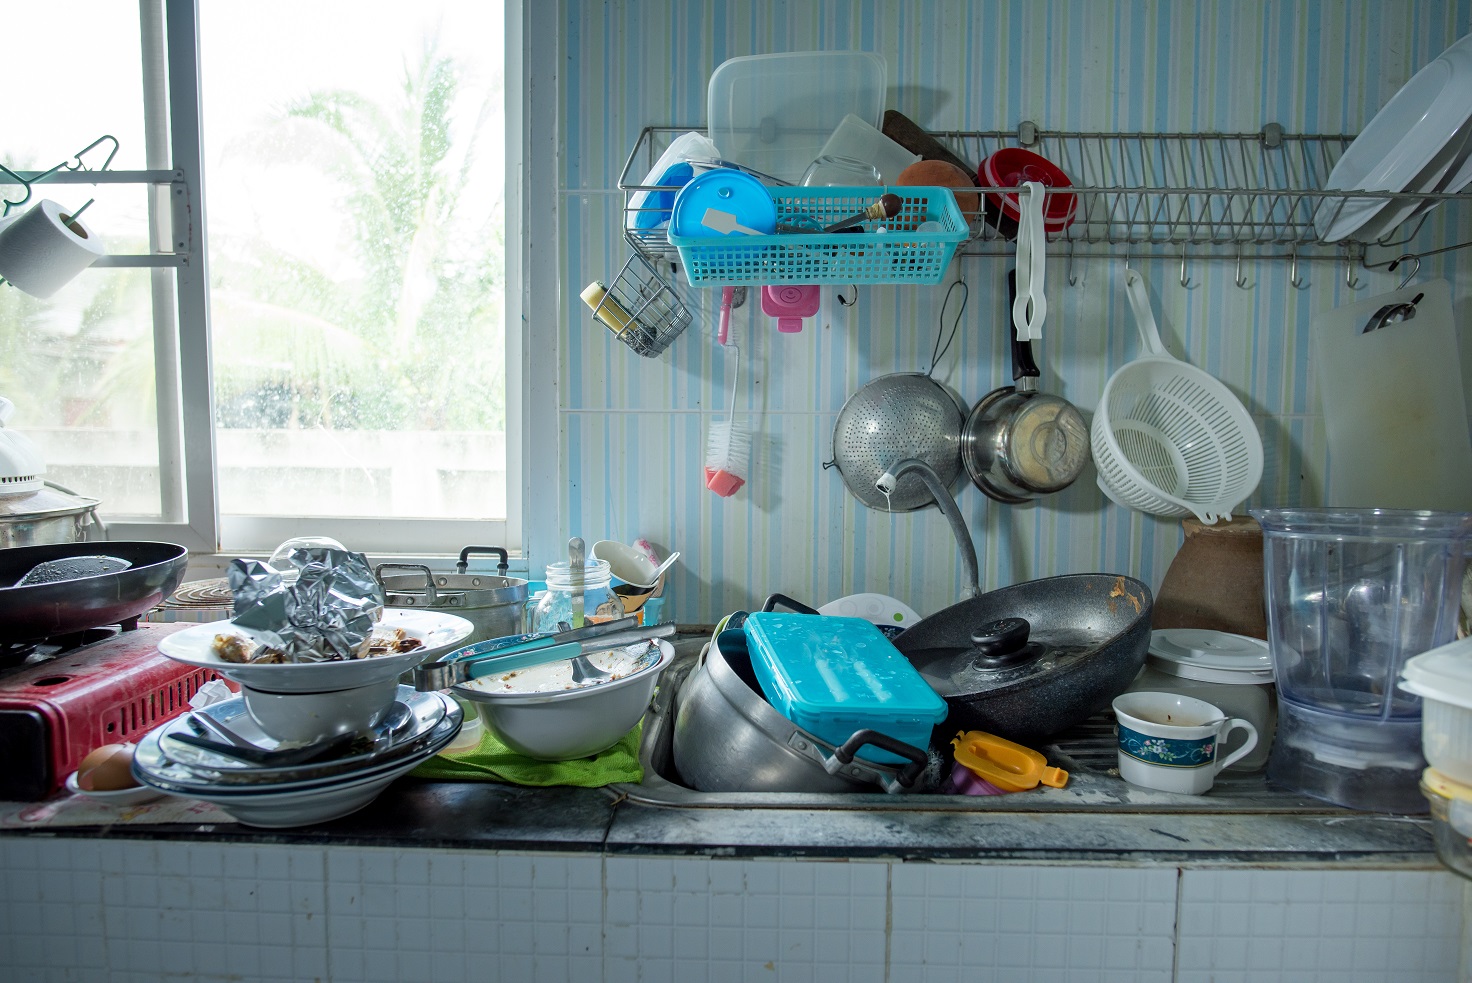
left=226, top=547, right=385, bottom=662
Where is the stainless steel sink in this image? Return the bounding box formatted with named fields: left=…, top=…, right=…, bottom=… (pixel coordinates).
left=609, top=632, right=1330, bottom=814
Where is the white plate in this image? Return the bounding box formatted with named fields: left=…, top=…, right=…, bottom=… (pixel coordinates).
left=65, top=772, right=165, bottom=806
left=1317, top=33, right=1472, bottom=242
left=158, top=608, right=474, bottom=694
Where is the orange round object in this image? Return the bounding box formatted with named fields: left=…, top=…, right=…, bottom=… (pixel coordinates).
left=896, top=160, right=980, bottom=218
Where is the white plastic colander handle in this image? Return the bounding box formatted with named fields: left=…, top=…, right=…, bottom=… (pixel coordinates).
left=1122, top=268, right=1173, bottom=359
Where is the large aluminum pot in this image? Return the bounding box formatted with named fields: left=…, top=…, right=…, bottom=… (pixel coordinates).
left=376, top=547, right=527, bottom=645
left=0, top=484, right=102, bottom=548
left=671, top=626, right=929, bottom=795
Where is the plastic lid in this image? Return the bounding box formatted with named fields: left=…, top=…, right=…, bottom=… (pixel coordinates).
left=951, top=729, right=1067, bottom=792
left=1423, top=766, right=1472, bottom=802
left=1147, top=629, right=1275, bottom=685
left=1401, top=636, right=1472, bottom=709
left=707, top=51, right=886, bottom=185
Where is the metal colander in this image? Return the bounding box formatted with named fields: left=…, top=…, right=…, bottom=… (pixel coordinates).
left=831, top=373, right=965, bottom=511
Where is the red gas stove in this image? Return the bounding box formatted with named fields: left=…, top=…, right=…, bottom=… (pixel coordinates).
left=0, top=621, right=219, bottom=800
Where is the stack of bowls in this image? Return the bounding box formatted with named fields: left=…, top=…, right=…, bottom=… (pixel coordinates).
left=132, top=686, right=461, bottom=827
left=157, top=609, right=474, bottom=744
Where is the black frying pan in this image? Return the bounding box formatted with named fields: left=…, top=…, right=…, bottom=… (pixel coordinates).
left=0, top=541, right=190, bottom=642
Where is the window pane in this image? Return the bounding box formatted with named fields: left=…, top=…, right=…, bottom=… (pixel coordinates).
left=1, top=5, right=159, bottom=520
left=199, top=2, right=507, bottom=523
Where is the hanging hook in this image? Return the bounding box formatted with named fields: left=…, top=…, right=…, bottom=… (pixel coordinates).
left=1289, top=248, right=1305, bottom=289
left=0, top=164, right=32, bottom=217
left=1387, top=254, right=1421, bottom=291
left=64, top=135, right=119, bottom=174
left=836, top=284, right=858, bottom=307
left=1179, top=246, right=1191, bottom=288
left=1066, top=239, right=1078, bottom=286
left=1235, top=247, right=1251, bottom=289
left=1345, top=258, right=1360, bottom=290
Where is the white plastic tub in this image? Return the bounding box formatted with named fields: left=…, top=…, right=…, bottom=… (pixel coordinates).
left=1400, top=636, right=1472, bottom=783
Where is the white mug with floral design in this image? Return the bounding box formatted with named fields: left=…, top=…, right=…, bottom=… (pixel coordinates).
left=1111, top=691, right=1259, bottom=795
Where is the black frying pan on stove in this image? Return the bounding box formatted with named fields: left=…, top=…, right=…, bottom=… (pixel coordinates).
left=0, top=541, right=190, bottom=642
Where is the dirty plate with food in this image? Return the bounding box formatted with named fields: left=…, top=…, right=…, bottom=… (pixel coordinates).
left=158, top=609, right=475, bottom=693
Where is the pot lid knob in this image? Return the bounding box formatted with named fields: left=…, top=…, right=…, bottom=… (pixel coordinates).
left=969, top=617, right=1040, bottom=669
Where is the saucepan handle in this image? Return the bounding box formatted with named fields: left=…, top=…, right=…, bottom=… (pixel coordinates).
left=825, top=729, right=929, bottom=790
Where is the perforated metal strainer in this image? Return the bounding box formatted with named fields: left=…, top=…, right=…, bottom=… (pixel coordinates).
left=831, top=373, right=965, bottom=511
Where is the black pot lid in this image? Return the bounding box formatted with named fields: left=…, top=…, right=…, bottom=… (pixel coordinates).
left=892, top=573, right=1153, bottom=698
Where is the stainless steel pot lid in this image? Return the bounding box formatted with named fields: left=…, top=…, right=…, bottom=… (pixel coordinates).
left=0, top=484, right=100, bottom=520
left=893, top=574, right=1153, bottom=698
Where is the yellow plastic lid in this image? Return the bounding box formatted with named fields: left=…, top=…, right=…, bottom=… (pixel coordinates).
left=1423, top=766, right=1472, bottom=803
left=951, top=730, right=1068, bottom=792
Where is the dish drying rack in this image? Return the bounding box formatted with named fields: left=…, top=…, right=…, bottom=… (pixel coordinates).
left=620, top=124, right=1472, bottom=280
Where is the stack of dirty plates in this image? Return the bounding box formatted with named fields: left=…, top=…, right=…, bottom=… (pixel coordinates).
left=132, top=687, right=460, bottom=827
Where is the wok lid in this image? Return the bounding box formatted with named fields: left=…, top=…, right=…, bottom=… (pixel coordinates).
left=893, top=574, right=1153, bottom=698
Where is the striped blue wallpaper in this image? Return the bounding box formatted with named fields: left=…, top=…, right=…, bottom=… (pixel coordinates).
left=555, top=0, right=1472, bottom=624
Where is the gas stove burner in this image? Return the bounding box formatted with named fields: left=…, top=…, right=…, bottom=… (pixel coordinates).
left=0, top=625, right=124, bottom=671
left=170, top=578, right=232, bottom=606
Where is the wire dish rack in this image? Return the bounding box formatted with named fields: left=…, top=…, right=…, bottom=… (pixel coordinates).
left=583, top=251, right=693, bottom=358
left=620, top=124, right=1472, bottom=270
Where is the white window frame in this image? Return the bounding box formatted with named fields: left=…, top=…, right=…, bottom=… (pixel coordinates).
left=24, top=0, right=559, bottom=570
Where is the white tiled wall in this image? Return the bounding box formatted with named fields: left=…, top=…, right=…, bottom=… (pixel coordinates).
left=0, top=838, right=1465, bottom=983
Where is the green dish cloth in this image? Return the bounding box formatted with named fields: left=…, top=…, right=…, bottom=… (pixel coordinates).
left=410, top=721, right=644, bottom=787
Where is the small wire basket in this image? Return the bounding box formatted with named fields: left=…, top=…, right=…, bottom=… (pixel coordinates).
left=583, top=252, right=692, bottom=358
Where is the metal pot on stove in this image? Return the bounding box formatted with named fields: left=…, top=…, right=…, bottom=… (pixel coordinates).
left=0, top=396, right=103, bottom=547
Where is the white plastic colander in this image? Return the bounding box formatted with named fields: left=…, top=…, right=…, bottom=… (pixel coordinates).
left=1091, top=269, right=1263, bottom=524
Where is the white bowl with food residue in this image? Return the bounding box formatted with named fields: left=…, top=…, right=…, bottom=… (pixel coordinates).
left=452, top=639, right=675, bottom=760
left=158, top=609, right=475, bottom=694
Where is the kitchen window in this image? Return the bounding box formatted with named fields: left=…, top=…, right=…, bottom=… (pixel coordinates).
left=0, top=0, right=525, bottom=558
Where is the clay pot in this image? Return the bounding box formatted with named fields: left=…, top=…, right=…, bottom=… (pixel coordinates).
left=1153, top=515, right=1267, bottom=639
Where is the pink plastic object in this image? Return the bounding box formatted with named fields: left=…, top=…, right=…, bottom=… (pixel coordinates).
left=719, top=287, right=734, bottom=344
left=761, top=284, right=820, bottom=333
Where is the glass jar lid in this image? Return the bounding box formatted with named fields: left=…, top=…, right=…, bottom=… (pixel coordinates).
left=1146, top=629, right=1274, bottom=685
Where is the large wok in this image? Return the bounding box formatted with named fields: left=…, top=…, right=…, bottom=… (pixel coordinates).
left=0, top=541, right=190, bottom=642
left=893, top=573, right=1153, bottom=744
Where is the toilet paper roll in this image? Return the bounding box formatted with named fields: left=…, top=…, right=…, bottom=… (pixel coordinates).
left=0, top=199, right=106, bottom=299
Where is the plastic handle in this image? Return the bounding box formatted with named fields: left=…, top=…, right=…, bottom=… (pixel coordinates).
left=1122, top=267, right=1172, bottom=358
left=1006, top=269, right=1039, bottom=383
left=1011, top=182, right=1047, bottom=343
left=827, top=729, right=929, bottom=789
left=759, top=592, right=821, bottom=615
left=719, top=286, right=734, bottom=345
left=456, top=546, right=509, bottom=576
left=1212, top=717, right=1260, bottom=774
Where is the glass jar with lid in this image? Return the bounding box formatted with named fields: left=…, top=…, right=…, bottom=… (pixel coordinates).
left=527, top=558, right=625, bottom=634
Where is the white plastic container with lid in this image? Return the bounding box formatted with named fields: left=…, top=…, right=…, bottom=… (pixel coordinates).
left=1125, top=628, right=1277, bottom=771
left=1400, top=636, right=1472, bottom=784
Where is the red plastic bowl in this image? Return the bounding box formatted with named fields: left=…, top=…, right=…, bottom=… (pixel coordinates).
left=978, top=148, right=1078, bottom=238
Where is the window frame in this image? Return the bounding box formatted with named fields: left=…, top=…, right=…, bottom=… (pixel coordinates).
left=27, top=0, right=549, bottom=567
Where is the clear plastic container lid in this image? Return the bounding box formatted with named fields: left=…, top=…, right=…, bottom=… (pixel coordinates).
left=1402, top=636, right=1472, bottom=709
left=707, top=51, right=886, bottom=185
left=1250, top=507, right=1472, bottom=542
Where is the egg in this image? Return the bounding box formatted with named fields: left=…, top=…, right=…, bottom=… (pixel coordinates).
left=76, top=743, right=141, bottom=791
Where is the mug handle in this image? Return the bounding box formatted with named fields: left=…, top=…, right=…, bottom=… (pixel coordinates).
left=1213, top=718, right=1259, bottom=774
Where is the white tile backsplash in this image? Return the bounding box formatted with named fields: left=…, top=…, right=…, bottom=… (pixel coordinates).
left=0, top=837, right=1466, bottom=982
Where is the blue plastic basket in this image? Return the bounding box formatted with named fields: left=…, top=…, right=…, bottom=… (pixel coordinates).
left=742, top=612, right=947, bottom=765
left=667, top=186, right=969, bottom=287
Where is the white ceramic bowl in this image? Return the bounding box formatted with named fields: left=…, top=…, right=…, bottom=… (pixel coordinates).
left=241, top=677, right=400, bottom=745
left=158, top=608, right=474, bottom=694
left=454, top=639, right=674, bottom=760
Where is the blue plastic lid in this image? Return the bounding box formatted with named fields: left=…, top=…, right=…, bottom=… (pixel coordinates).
left=742, top=612, right=947, bottom=723
left=669, top=168, right=777, bottom=239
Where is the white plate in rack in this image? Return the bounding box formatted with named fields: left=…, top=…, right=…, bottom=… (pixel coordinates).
left=1316, top=32, right=1472, bottom=243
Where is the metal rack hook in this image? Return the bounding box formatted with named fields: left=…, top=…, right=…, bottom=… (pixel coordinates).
left=1066, top=240, right=1079, bottom=286
left=1387, top=254, right=1421, bottom=291
left=1289, top=248, right=1305, bottom=289
left=1343, top=245, right=1362, bottom=290
left=1234, top=247, right=1251, bottom=289
left=1179, top=246, right=1191, bottom=288
left=836, top=284, right=858, bottom=307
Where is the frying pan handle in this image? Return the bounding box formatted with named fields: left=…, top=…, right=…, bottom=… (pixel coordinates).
left=1007, top=269, right=1040, bottom=384
left=457, top=546, right=510, bottom=576
left=759, top=592, right=820, bottom=615
left=827, top=729, right=928, bottom=789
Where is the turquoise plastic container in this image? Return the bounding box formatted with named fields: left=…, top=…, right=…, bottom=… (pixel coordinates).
left=742, top=612, right=947, bottom=764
